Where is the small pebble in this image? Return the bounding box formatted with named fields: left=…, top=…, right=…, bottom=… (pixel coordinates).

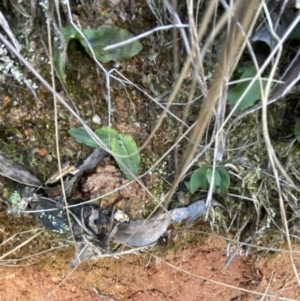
left=46, top=154, right=53, bottom=162
left=114, top=210, right=130, bottom=223
left=177, top=191, right=190, bottom=205
left=110, top=0, right=120, bottom=5
left=92, top=114, right=101, bottom=125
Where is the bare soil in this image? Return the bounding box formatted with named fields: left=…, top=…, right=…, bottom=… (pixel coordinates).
left=1, top=235, right=300, bottom=301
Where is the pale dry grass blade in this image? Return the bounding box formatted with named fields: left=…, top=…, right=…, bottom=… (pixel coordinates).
left=0, top=229, right=43, bottom=260
left=0, top=11, right=20, bottom=51
left=164, top=0, right=263, bottom=209
left=103, top=24, right=189, bottom=51
left=260, top=2, right=300, bottom=286
left=45, top=2, right=79, bottom=262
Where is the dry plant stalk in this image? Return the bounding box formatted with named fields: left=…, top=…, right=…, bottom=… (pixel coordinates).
left=164, top=0, right=263, bottom=207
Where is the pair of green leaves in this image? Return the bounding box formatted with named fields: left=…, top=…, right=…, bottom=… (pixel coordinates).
left=54, top=24, right=143, bottom=81
left=69, top=127, right=140, bottom=181
left=187, top=166, right=230, bottom=198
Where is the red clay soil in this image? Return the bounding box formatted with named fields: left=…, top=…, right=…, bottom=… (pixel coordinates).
left=1, top=236, right=300, bottom=301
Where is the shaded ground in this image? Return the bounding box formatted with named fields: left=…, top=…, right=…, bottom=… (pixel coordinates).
left=1, top=235, right=300, bottom=301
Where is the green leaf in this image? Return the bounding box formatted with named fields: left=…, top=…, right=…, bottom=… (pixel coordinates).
left=53, top=39, right=67, bottom=82
left=78, top=25, right=143, bottom=62
left=216, top=167, right=230, bottom=198
left=206, top=168, right=212, bottom=185
left=53, top=25, right=77, bottom=82
left=184, top=181, right=190, bottom=190
left=290, top=22, right=300, bottom=40
left=68, top=127, right=106, bottom=149
left=61, top=25, right=77, bottom=43
left=216, top=167, right=230, bottom=190
left=189, top=167, right=209, bottom=194
left=206, top=167, right=230, bottom=198
left=110, top=134, right=140, bottom=180
left=95, top=127, right=118, bottom=146
left=214, top=169, right=222, bottom=189
left=53, top=24, right=142, bottom=81
left=206, top=168, right=222, bottom=191
left=69, top=126, right=141, bottom=180
left=228, top=66, right=263, bottom=113
left=295, top=118, right=300, bottom=142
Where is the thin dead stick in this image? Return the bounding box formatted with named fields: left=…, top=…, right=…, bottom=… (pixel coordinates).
left=0, top=230, right=43, bottom=260
left=258, top=271, right=275, bottom=301
left=103, top=24, right=189, bottom=51
left=0, top=245, right=69, bottom=266
left=0, top=228, right=43, bottom=247
left=45, top=6, right=79, bottom=265
left=44, top=263, right=80, bottom=301
left=92, top=286, right=120, bottom=301
left=0, top=11, right=20, bottom=51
